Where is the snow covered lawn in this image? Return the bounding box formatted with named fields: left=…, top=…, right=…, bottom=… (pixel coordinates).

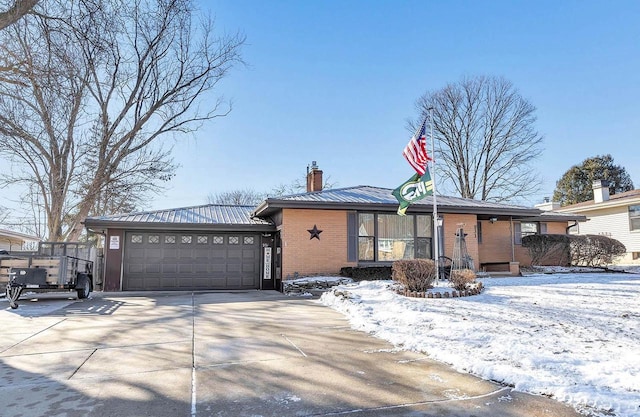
left=320, top=273, right=640, bottom=417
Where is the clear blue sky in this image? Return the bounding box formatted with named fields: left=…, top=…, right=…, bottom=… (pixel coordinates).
left=153, top=0, right=640, bottom=209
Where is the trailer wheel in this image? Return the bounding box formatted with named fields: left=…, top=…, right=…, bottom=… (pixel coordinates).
left=76, top=274, right=92, bottom=299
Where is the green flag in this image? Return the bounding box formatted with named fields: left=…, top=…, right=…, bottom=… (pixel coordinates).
left=391, top=170, right=433, bottom=215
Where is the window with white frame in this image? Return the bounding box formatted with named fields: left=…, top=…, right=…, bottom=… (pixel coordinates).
left=514, top=222, right=539, bottom=244
left=629, top=205, right=640, bottom=231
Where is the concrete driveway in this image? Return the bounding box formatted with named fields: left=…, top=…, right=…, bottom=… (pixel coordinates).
left=0, top=291, right=583, bottom=417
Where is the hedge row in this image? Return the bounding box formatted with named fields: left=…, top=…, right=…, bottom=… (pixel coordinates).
left=521, top=234, right=626, bottom=267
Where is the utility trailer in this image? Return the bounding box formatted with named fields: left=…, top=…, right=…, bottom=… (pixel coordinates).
left=0, top=242, right=93, bottom=309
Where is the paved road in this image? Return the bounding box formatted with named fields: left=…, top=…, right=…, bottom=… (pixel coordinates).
left=0, top=291, right=583, bottom=417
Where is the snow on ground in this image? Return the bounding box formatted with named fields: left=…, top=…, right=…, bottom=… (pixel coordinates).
left=320, top=272, right=640, bottom=417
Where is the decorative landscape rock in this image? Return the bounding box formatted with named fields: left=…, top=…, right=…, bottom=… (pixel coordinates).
left=398, top=281, right=484, bottom=299
left=283, top=277, right=353, bottom=296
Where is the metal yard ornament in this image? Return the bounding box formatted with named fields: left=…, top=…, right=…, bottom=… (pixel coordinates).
left=307, top=225, right=323, bottom=240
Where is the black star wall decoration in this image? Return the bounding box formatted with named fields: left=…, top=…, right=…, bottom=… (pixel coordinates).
left=307, top=224, right=323, bottom=240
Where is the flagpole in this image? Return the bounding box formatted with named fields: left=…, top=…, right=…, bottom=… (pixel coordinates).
left=429, top=107, right=440, bottom=284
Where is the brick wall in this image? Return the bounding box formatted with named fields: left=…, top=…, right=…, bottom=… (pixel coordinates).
left=478, top=220, right=513, bottom=265
left=441, top=214, right=479, bottom=270
left=281, top=208, right=356, bottom=278
left=515, top=221, right=571, bottom=266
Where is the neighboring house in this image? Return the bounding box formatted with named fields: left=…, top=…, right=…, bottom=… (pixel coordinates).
left=0, top=228, right=40, bottom=252
left=84, top=165, right=585, bottom=292
left=553, top=180, right=640, bottom=265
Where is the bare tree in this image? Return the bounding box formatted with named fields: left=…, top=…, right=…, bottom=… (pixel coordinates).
left=0, top=0, right=38, bottom=31
left=207, top=189, right=264, bottom=206
left=0, top=0, right=244, bottom=241
left=416, top=76, right=543, bottom=202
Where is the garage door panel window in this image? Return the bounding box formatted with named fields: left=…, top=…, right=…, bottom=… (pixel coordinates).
left=181, top=235, right=192, bottom=244
left=213, top=236, right=224, bottom=244
left=164, top=235, right=176, bottom=244
left=131, top=234, right=143, bottom=243
left=148, top=235, right=160, bottom=244
left=244, top=236, right=254, bottom=245
left=197, top=236, right=208, bottom=244
left=229, top=236, right=239, bottom=245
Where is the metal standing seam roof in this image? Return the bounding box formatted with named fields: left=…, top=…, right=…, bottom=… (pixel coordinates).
left=85, top=186, right=585, bottom=229
left=85, top=204, right=272, bottom=226
left=253, top=185, right=544, bottom=216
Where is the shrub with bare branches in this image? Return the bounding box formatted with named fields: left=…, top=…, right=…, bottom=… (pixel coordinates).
left=522, top=234, right=571, bottom=266
left=449, top=269, right=477, bottom=291
left=570, top=235, right=626, bottom=267
left=392, top=259, right=436, bottom=292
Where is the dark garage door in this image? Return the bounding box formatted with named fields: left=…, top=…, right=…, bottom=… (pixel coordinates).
left=123, top=231, right=261, bottom=291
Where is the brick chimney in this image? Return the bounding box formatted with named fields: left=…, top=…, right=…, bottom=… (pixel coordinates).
left=306, top=161, right=323, bottom=192
left=592, top=179, right=610, bottom=203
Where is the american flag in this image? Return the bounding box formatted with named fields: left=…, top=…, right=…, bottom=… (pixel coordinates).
left=402, top=118, right=432, bottom=176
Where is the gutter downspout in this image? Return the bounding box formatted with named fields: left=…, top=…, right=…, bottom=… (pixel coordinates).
left=567, top=221, right=578, bottom=234
left=510, top=217, right=515, bottom=262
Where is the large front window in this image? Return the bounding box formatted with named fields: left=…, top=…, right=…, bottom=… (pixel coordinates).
left=358, top=213, right=432, bottom=261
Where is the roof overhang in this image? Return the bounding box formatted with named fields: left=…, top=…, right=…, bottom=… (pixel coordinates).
left=253, top=199, right=543, bottom=218
left=519, top=213, right=587, bottom=222
left=83, top=219, right=276, bottom=235
left=556, top=196, right=640, bottom=214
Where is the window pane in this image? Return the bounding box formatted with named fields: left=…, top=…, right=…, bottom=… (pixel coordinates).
left=181, top=235, right=192, bottom=244
left=358, top=213, right=374, bottom=236
left=358, top=237, right=374, bottom=261
left=521, top=222, right=538, bottom=236
left=165, top=235, right=176, bottom=244
left=378, top=214, right=414, bottom=261
left=630, top=206, right=640, bottom=231
left=415, top=237, right=432, bottom=259
left=148, top=235, right=159, bottom=244
left=416, top=215, right=432, bottom=237
left=197, top=236, right=208, bottom=244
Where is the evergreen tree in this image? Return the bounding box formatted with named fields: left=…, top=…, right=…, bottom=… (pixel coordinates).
left=552, top=155, right=634, bottom=206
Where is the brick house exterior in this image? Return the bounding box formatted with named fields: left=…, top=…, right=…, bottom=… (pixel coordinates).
left=84, top=167, right=585, bottom=292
